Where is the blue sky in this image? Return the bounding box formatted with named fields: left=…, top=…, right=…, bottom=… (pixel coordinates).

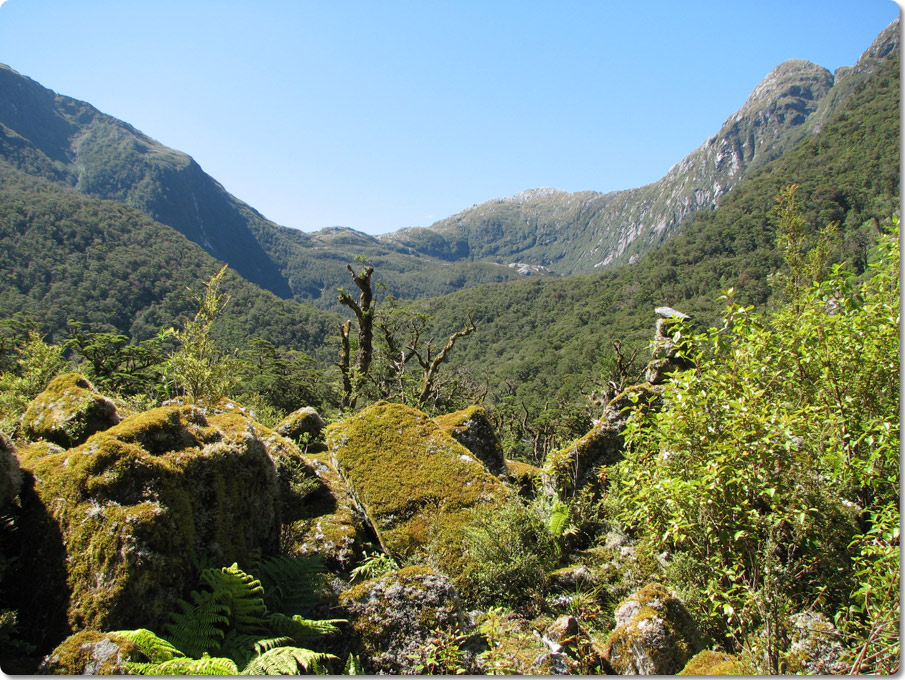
left=0, top=1, right=898, bottom=235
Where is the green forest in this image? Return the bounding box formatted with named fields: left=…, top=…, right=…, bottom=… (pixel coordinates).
left=0, top=21, right=899, bottom=678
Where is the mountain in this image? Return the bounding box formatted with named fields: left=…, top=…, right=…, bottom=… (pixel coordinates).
left=0, top=20, right=896, bottom=311
left=380, top=19, right=899, bottom=274
left=416, top=38, right=899, bottom=433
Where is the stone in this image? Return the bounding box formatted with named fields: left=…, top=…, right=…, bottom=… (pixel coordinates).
left=0, top=432, right=22, bottom=510
left=326, top=402, right=506, bottom=560
left=21, top=373, right=120, bottom=447
left=275, top=406, right=326, bottom=447
left=339, top=566, right=464, bottom=674
left=39, top=630, right=145, bottom=675
left=434, top=405, right=506, bottom=476
left=603, top=583, right=703, bottom=675
left=16, top=404, right=315, bottom=634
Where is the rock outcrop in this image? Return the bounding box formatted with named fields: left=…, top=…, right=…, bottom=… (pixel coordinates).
left=21, top=373, right=120, bottom=447
left=339, top=566, right=463, bottom=674
left=434, top=405, right=506, bottom=476
left=39, top=630, right=145, bottom=675
left=0, top=432, right=22, bottom=510
left=17, top=403, right=320, bottom=634
left=603, top=583, right=703, bottom=675
left=326, top=401, right=506, bottom=559
left=275, top=406, right=326, bottom=447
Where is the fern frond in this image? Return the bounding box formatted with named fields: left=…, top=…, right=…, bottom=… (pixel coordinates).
left=202, top=563, right=270, bottom=635
left=125, top=653, right=239, bottom=675
left=241, top=646, right=337, bottom=675
left=267, top=611, right=343, bottom=645
left=110, top=628, right=185, bottom=663
left=217, top=630, right=277, bottom=669
left=253, top=635, right=295, bottom=655
left=163, top=587, right=230, bottom=658
left=259, top=554, right=325, bottom=614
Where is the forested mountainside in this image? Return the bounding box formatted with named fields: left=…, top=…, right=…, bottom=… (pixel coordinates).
left=417, top=42, right=899, bottom=457
left=0, top=166, right=339, bottom=353
left=0, top=19, right=896, bottom=310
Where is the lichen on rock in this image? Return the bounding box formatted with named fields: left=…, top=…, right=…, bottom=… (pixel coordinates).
left=16, top=404, right=296, bottom=635
left=39, top=630, right=145, bottom=675
left=339, top=565, right=464, bottom=674
left=275, top=406, right=326, bottom=449
left=603, top=583, right=703, bottom=675
left=21, top=373, right=120, bottom=448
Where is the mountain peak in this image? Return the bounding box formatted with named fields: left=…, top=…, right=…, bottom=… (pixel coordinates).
left=735, top=59, right=833, bottom=122
left=502, top=187, right=568, bottom=204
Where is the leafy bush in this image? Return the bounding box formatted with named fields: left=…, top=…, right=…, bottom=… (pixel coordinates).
left=609, top=219, right=899, bottom=671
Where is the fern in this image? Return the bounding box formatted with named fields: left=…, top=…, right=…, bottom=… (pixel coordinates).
left=110, top=628, right=184, bottom=663
left=258, top=554, right=325, bottom=614
left=127, top=653, right=239, bottom=675
left=202, top=563, right=270, bottom=635
left=163, top=587, right=230, bottom=658
left=268, top=611, right=343, bottom=645
left=241, top=646, right=337, bottom=675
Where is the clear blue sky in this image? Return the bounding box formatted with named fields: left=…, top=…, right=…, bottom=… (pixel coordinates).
left=0, top=0, right=898, bottom=235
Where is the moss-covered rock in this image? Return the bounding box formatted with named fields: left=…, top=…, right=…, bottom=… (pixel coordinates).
left=326, top=402, right=506, bottom=559
left=0, top=433, right=22, bottom=510
left=21, top=373, right=120, bottom=448
left=434, top=405, right=506, bottom=476
left=275, top=406, right=326, bottom=448
left=282, top=454, right=370, bottom=572
left=17, top=404, right=316, bottom=635
left=543, top=383, right=662, bottom=498
left=678, top=649, right=743, bottom=675
left=603, top=583, right=703, bottom=675
left=39, top=630, right=145, bottom=675
left=783, top=612, right=848, bottom=674
left=339, top=565, right=463, bottom=674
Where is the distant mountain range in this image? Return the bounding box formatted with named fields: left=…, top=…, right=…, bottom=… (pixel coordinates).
left=0, top=18, right=897, bottom=319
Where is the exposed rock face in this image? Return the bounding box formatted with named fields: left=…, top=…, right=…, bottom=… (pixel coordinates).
left=326, top=402, right=506, bottom=559
left=0, top=432, right=22, bottom=509
left=17, top=404, right=316, bottom=634
left=603, top=583, right=703, bottom=675
left=434, top=405, right=507, bottom=476
left=339, top=566, right=463, bottom=674
left=275, top=406, right=326, bottom=446
left=21, top=373, right=120, bottom=447
left=39, top=630, right=145, bottom=675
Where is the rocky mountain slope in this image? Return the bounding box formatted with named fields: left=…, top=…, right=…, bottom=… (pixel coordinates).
left=381, top=19, right=898, bottom=274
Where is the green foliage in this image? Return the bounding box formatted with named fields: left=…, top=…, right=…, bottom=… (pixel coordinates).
left=257, top=554, right=325, bottom=615
left=349, top=550, right=401, bottom=584
left=166, top=265, right=240, bottom=403
left=119, top=562, right=341, bottom=675
left=454, top=494, right=559, bottom=608
left=0, top=329, right=67, bottom=433
left=609, top=219, right=899, bottom=671
left=410, top=628, right=473, bottom=675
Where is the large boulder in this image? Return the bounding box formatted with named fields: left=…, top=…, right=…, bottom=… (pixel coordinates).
left=275, top=406, right=326, bottom=447
left=326, top=402, right=506, bottom=559
left=603, top=583, right=703, bottom=675
left=679, top=650, right=743, bottom=675
left=434, top=405, right=506, bottom=476
left=21, top=373, right=120, bottom=447
left=339, top=566, right=464, bottom=674
left=16, top=404, right=319, bottom=634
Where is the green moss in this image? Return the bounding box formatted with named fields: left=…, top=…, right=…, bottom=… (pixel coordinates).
left=679, top=650, right=743, bottom=675
left=326, top=402, right=506, bottom=559
left=21, top=373, right=120, bottom=448
left=434, top=406, right=506, bottom=476
left=41, top=630, right=145, bottom=674
left=17, top=404, right=286, bottom=635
